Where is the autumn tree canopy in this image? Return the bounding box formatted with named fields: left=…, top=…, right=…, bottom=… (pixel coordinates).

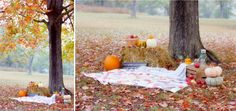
left=0, top=0, right=74, bottom=61
left=0, top=0, right=74, bottom=94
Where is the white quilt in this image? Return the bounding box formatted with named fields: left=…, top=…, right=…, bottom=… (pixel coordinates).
left=12, top=94, right=56, bottom=105
left=83, top=63, right=188, bottom=93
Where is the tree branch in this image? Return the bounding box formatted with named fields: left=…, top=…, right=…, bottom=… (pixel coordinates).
left=61, top=7, right=74, bottom=19
left=33, top=18, right=48, bottom=24
left=56, top=6, right=74, bottom=24
left=63, top=4, right=73, bottom=10
left=62, top=10, right=73, bottom=23
left=19, top=14, right=48, bottom=25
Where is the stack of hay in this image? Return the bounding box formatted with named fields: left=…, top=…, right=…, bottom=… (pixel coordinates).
left=26, top=82, right=51, bottom=97
left=121, top=47, right=176, bottom=68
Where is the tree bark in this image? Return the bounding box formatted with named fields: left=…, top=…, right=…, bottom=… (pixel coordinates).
left=130, top=0, right=136, bottom=18
left=219, top=1, right=224, bottom=18
left=46, top=0, right=72, bottom=95
left=28, top=55, right=34, bottom=75
left=169, top=0, right=220, bottom=63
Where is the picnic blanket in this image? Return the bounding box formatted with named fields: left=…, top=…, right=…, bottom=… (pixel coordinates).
left=83, top=63, right=188, bottom=93
left=12, top=94, right=56, bottom=105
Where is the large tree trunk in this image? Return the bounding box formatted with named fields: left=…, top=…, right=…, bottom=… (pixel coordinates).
left=130, top=0, right=136, bottom=18
left=46, top=0, right=72, bottom=95
left=169, top=0, right=220, bottom=63
left=28, top=55, right=34, bottom=75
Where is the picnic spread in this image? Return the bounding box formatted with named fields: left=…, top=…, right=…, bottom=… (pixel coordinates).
left=12, top=82, right=72, bottom=105
left=83, top=34, right=224, bottom=92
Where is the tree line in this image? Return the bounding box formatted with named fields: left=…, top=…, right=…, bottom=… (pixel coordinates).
left=78, top=0, right=236, bottom=19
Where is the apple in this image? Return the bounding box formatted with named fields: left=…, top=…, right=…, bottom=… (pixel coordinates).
left=197, top=79, right=206, bottom=85
left=188, top=75, right=194, bottom=80
left=194, top=63, right=200, bottom=68
left=130, top=35, right=134, bottom=38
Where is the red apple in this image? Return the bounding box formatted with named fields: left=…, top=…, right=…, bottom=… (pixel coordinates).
left=194, top=63, right=200, bottom=68
left=188, top=75, right=194, bottom=80
left=197, top=79, right=206, bottom=85
left=130, top=35, right=134, bottom=38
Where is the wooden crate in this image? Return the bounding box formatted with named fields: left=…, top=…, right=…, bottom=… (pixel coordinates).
left=186, top=65, right=206, bottom=80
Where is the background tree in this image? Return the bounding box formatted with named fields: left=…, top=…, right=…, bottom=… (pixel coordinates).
left=0, top=0, right=74, bottom=94
left=130, top=0, right=136, bottom=18
left=168, top=0, right=220, bottom=63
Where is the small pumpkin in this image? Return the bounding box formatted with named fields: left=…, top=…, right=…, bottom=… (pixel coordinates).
left=104, top=55, right=121, bottom=71
left=146, top=35, right=157, bottom=48
left=205, top=77, right=223, bottom=86
left=205, top=66, right=223, bottom=77
left=137, top=40, right=146, bottom=48
left=185, top=57, right=192, bottom=65
left=214, top=66, right=223, bottom=76
left=18, top=90, right=27, bottom=97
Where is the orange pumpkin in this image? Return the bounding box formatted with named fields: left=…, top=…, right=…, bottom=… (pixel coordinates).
left=18, top=90, right=27, bottom=97
left=104, top=55, right=121, bottom=71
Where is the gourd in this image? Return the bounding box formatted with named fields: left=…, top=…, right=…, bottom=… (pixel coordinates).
left=146, top=35, right=157, bottom=48
left=18, top=90, right=27, bottom=97
left=137, top=40, right=146, bottom=48
left=184, top=57, right=192, bottom=65
left=104, top=55, right=121, bottom=71
left=205, top=77, right=223, bottom=86
left=205, top=66, right=222, bottom=77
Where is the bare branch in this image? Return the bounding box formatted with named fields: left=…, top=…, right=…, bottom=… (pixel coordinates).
left=33, top=18, right=48, bottom=24
left=62, top=10, right=73, bottom=23
left=63, top=4, right=73, bottom=10
left=56, top=7, right=74, bottom=23
left=61, top=7, right=74, bottom=18
left=62, top=7, right=74, bottom=30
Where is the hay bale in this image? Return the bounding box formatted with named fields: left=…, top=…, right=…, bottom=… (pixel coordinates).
left=27, top=86, right=51, bottom=97
left=121, top=47, right=176, bottom=68
left=26, top=82, right=51, bottom=97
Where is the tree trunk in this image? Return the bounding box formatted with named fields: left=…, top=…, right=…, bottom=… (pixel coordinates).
left=130, top=0, right=136, bottom=18
left=219, top=1, right=224, bottom=18
left=164, top=6, right=169, bottom=16
left=46, top=0, right=72, bottom=95
left=169, top=0, right=220, bottom=63
left=28, top=55, right=34, bottom=75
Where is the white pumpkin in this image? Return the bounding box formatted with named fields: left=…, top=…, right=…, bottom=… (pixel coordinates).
left=213, top=66, right=223, bottom=76
left=146, top=35, right=157, bottom=48
left=205, top=77, right=223, bottom=86
left=205, top=67, right=218, bottom=77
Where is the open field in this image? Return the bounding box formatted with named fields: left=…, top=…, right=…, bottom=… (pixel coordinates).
left=0, top=70, right=74, bottom=88
left=76, top=12, right=236, bottom=34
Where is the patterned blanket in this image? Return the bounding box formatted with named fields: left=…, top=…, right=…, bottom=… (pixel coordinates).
left=83, top=63, right=188, bottom=93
